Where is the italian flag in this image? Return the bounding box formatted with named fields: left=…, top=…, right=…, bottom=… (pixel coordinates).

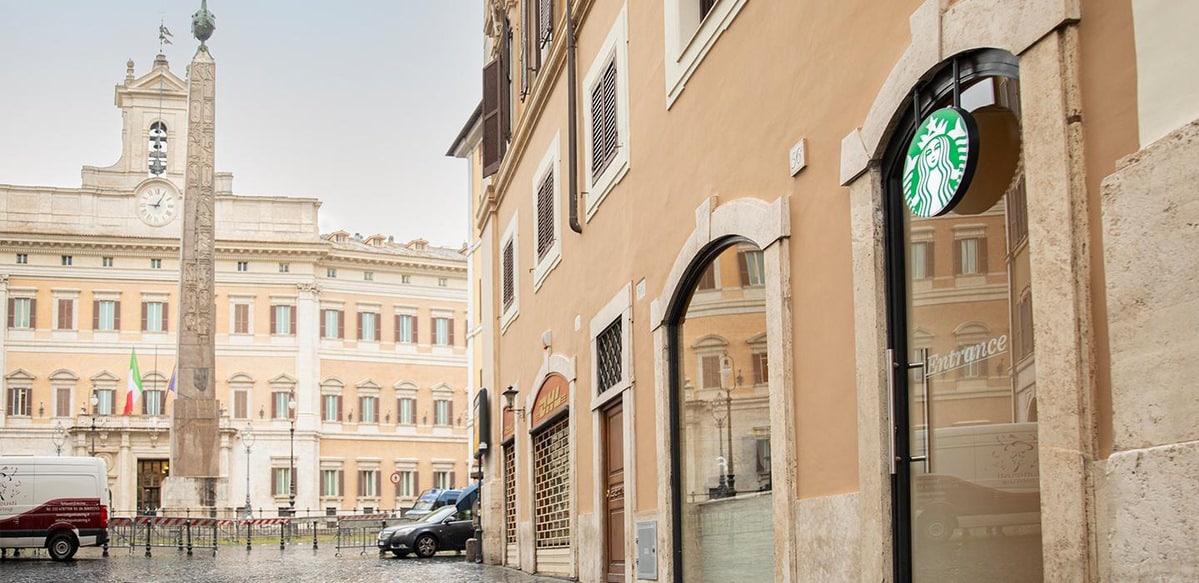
left=123, top=349, right=143, bottom=416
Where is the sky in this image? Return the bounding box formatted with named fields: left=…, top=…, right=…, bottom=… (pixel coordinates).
left=0, top=1, right=483, bottom=248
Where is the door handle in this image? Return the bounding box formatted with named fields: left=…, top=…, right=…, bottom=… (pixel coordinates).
left=886, top=348, right=897, bottom=476
left=907, top=348, right=932, bottom=474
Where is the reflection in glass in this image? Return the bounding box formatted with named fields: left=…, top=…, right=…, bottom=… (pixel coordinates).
left=676, top=243, right=773, bottom=581
left=904, top=76, right=1042, bottom=581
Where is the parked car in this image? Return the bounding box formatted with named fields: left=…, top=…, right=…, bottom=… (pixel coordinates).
left=378, top=505, right=473, bottom=558
left=401, top=488, right=460, bottom=520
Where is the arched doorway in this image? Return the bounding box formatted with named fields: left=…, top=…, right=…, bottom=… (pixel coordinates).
left=881, top=49, right=1042, bottom=581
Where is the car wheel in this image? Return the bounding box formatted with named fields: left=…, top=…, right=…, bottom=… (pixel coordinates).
left=918, top=507, right=958, bottom=543
left=47, top=532, right=78, bottom=561
left=414, top=534, right=438, bottom=558
left=391, top=550, right=409, bottom=558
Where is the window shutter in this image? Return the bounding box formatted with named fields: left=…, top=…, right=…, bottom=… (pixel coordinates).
left=114, top=301, right=121, bottom=330
left=978, top=237, right=988, bottom=274
left=337, top=395, right=343, bottom=421
left=338, top=470, right=344, bottom=497
left=289, top=307, right=296, bottom=336
left=93, top=300, right=100, bottom=329
left=753, top=354, right=763, bottom=384
left=29, top=298, right=36, bottom=328
left=955, top=240, right=964, bottom=275
left=413, top=316, right=418, bottom=344
left=538, top=0, right=553, bottom=49
left=320, top=310, right=327, bottom=338
left=141, top=302, right=148, bottom=331
left=448, top=318, right=455, bottom=346
left=273, top=394, right=280, bottom=419
left=270, top=306, right=277, bottom=334
left=414, top=471, right=420, bottom=494
left=358, top=312, right=364, bottom=340
left=7, top=298, right=13, bottom=328
left=374, top=314, right=381, bottom=341
left=591, top=60, right=618, bottom=178
left=394, top=315, right=401, bottom=342
left=502, top=241, right=515, bottom=310
left=163, top=303, right=169, bottom=331
left=337, top=311, right=344, bottom=339
left=482, top=58, right=502, bottom=176
left=536, top=172, right=555, bottom=259
left=927, top=241, right=936, bottom=278
left=520, top=0, right=531, bottom=96
left=321, top=395, right=327, bottom=420
left=738, top=253, right=750, bottom=287
left=500, top=22, right=512, bottom=153
left=57, top=299, right=68, bottom=329
left=375, top=472, right=381, bottom=496
left=269, top=467, right=275, bottom=496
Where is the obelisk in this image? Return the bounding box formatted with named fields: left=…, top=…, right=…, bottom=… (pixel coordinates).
left=162, top=0, right=223, bottom=513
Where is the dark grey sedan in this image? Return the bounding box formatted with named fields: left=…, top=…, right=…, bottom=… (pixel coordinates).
left=377, top=505, right=473, bottom=558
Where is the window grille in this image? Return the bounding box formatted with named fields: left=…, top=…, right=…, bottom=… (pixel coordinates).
left=591, top=59, right=619, bottom=178
left=504, top=443, right=517, bottom=544
left=595, top=319, right=622, bottom=394
left=502, top=240, right=515, bottom=311
left=533, top=416, right=570, bottom=548
left=1007, top=175, right=1029, bottom=248
left=536, top=171, right=555, bottom=260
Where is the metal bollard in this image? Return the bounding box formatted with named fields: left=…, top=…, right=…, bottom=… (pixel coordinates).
left=186, top=519, right=193, bottom=556
left=145, top=519, right=152, bottom=558
left=280, top=520, right=286, bottom=550
left=312, top=519, right=318, bottom=551
left=246, top=521, right=252, bottom=552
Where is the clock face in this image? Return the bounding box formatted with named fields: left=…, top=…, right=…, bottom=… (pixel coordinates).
left=137, top=186, right=179, bottom=227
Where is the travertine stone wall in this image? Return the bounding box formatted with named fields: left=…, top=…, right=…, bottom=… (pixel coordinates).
left=1101, top=118, right=1199, bottom=581
left=795, top=492, right=862, bottom=583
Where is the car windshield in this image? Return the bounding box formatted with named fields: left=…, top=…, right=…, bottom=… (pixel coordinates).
left=410, top=491, right=439, bottom=512
left=420, top=506, right=457, bottom=524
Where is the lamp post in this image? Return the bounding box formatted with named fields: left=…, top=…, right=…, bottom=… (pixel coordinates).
left=88, top=392, right=104, bottom=457
left=51, top=421, right=66, bottom=456
left=716, top=352, right=741, bottom=497
left=242, top=423, right=255, bottom=519
left=288, top=396, right=296, bottom=512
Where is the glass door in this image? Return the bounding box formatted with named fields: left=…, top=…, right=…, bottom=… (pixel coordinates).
left=891, top=74, right=1043, bottom=582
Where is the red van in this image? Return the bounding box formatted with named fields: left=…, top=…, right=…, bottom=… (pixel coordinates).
left=0, top=456, right=110, bottom=560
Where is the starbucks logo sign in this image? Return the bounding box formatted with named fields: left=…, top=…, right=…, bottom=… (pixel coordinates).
left=902, top=107, right=979, bottom=217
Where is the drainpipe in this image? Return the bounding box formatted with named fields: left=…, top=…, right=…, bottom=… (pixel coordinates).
left=567, top=0, right=582, bottom=234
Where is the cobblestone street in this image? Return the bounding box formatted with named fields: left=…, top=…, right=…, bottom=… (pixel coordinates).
left=0, top=545, right=562, bottom=583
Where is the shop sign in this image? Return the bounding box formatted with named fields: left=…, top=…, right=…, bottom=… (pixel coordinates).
left=925, top=334, right=1007, bottom=377
left=902, top=107, right=979, bottom=217
left=473, top=388, right=490, bottom=458
left=530, top=375, right=569, bottom=429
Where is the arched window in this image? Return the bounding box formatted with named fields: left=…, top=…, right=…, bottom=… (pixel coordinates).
left=148, top=121, right=168, bottom=175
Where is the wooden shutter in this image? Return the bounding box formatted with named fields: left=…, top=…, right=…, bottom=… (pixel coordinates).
left=502, top=241, right=515, bottom=310
left=394, top=315, right=401, bottom=343
left=448, top=318, right=455, bottom=346
left=375, top=472, right=381, bottom=497
left=482, top=58, right=502, bottom=176
left=141, top=302, right=148, bottom=331
left=955, top=239, right=964, bottom=275
left=414, top=471, right=420, bottom=494
left=337, top=311, right=344, bottom=339
left=56, top=387, right=71, bottom=417
left=270, top=305, right=278, bottom=334
left=591, top=59, right=618, bottom=177
left=338, top=470, right=344, bottom=497
left=927, top=241, right=936, bottom=278
left=162, top=303, right=169, bottom=331
left=269, top=467, right=276, bottom=496
left=114, top=301, right=121, bottom=330
left=93, top=300, right=100, bottom=329
left=412, top=316, right=418, bottom=344
left=337, top=395, right=343, bottom=421
left=289, top=306, right=296, bottom=336
left=357, top=312, right=364, bottom=340
left=738, top=253, right=750, bottom=287
left=374, top=314, right=381, bottom=341
left=538, top=0, right=553, bottom=49
left=536, top=171, right=555, bottom=259
left=273, top=393, right=280, bottom=419
left=320, top=310, right=327, bottom=338
left=29, top=298, right=35, bottom=328
left=978, top=237, right=988, bottom=274
left=7, top=298, right=13, bottom=328
left=520, top=0, right=531, bottom=96
left=58, top=299, right=71, bottom=329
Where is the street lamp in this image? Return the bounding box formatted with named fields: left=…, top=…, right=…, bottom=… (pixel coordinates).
left=242, top=423, right=255, bottom=519
left=501, top=386, right=525, bottom=420
left=288, top=395, right=296, bottom=512
left=51, top=421, right=66, bottom=456
left=711, top=352, right=741, bottom=498
left=87, top=391, right=107, bottom=457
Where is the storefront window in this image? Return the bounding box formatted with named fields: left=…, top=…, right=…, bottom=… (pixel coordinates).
left=674, top=243, right=773, bottom=581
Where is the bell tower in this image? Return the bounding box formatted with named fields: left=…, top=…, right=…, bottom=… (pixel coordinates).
left=80, top=53, right=188, bottom=191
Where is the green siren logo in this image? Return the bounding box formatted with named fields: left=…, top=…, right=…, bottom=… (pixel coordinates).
left=902, top=107, right=979, bottom=217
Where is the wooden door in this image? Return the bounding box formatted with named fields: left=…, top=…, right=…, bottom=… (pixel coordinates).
left=604, top=402, right=625, bottom=582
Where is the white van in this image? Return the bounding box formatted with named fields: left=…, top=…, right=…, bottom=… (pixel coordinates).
left=0, top=456, right=110, bottom=560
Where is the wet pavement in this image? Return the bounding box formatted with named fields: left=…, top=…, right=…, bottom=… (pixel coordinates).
left=0, top=545, right=564, bottom=583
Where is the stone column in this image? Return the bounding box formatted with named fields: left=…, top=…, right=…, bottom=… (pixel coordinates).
left=162, top=46, right=224, bottom=513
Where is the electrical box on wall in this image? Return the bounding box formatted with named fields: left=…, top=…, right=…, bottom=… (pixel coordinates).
left=635, top=520, right=658, bottom=580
